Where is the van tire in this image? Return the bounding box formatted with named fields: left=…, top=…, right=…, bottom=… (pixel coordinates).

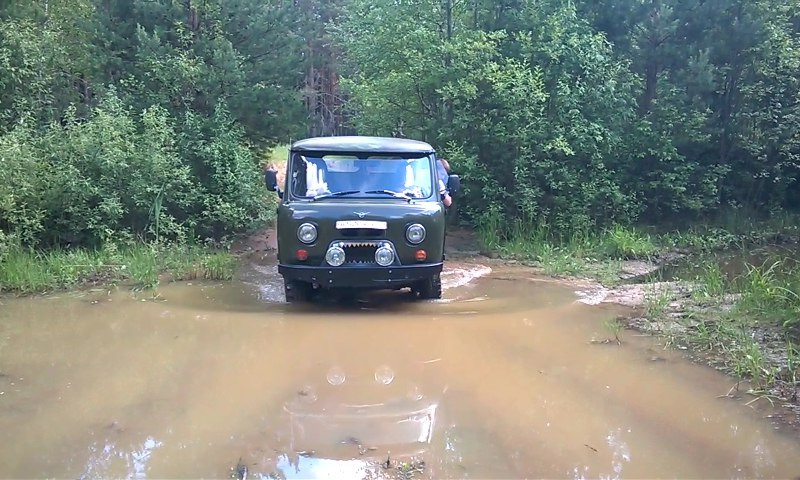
left=415, top=274, right=442, bottom=299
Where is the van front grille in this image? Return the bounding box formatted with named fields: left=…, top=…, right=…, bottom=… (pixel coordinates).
left=344, top=245, right=377, bottom=264
left=333, top=240, right=397, bottom=266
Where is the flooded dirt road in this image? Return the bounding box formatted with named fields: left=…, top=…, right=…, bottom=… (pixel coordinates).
left=1, top=259, right=799, bottom=479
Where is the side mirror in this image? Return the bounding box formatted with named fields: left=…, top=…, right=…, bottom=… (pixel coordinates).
left=447, top=174, right=460, bottom=195
left=264, top=169, right=283, bottom=198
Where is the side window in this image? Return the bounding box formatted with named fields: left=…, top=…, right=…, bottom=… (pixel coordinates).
left=291, top=155, right=332, bottom=196
left=290, top=155, right=308, bottom=196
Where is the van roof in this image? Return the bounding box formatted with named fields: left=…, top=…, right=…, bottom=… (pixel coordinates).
left=291, top=136, right=435, bottom=154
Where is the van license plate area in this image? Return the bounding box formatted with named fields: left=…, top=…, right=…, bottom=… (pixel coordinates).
left=336, top=220, right=387, bottom=230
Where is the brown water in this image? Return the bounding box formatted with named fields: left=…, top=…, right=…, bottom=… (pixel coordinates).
left=1, top=260, right=799, bottom=479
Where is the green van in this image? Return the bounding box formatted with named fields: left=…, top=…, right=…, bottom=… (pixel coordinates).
left=265, top=136, right=460, bottom=302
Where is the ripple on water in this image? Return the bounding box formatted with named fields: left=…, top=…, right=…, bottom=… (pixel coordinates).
left=245, top=263, right=285, bottom=303
left=244, top=262, right=493, bottom=304
left=441, top=264, right=493, bottom=291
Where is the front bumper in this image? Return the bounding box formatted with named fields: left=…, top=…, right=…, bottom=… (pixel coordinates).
left=278, top=263, right=443, bottom=289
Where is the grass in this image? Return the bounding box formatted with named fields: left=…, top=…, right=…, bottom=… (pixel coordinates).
left=661, top=253, right=800, bottom=393
left=476, top=214, right=661, bottom=282
left=692, top=261, right=727, bottom=299
left=644, top=286, right=673, bottom=318
left=0, top=242, right=237, bottom=294
left=598, top=224, right=660, bottom=259
left=477, top=208, right=800, bottom=284
left=603, top=317, right=624, bottom=345
left=735, top=259, right=800, bottom=331
left=262, top=144, right=289, bottom=179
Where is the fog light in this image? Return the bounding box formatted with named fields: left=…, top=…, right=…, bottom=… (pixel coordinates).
left=415, top=249, right=427, bottom=261
left=295, top=249, right=309, bottom=261
left=325, top=245, right=345, bottom=266
left=375, top=245, right=395, bottom=266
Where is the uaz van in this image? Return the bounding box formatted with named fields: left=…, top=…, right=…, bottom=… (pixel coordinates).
left=264, top=136, right=460, bottom=302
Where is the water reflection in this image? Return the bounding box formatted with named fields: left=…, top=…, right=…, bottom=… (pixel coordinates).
left=80, top=436, right=164, bottom=480
left=276, top=454, right=372, bottom=480
left=605, top=428, right=632, bottom=479
left=272, top=356, right=444, bottom=479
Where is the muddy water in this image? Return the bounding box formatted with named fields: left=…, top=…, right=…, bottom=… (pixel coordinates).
left=1, top=261, right=799, bottom=479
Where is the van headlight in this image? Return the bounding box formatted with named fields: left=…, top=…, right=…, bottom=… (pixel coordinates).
left=406, top=224, right=426, bottom=244
left=297, top=223, right=317, bottom=244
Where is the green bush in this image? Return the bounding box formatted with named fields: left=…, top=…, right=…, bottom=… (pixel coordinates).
left=179, top=107, right=271, bottom=240
left=0, top=93, right=270, bottom=249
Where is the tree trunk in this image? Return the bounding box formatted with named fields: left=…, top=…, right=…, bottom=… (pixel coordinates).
left=639, top=61, right=658, bottom=115
left=638, top=0, right=662, bottom=115
left=445, top=0, right=453, bottom=40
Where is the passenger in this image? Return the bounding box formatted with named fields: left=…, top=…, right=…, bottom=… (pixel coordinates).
left=436, top=158, right=453, bottom=207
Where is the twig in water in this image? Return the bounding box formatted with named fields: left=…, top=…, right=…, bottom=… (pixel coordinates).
left=717, top=383, right=739, bottom=398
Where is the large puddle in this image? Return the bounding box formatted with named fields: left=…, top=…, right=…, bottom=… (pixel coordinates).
left=1, top=260, right=799, bottom=479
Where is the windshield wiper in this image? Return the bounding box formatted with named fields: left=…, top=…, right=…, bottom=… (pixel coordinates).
left=364, top=189, right=414, bottom=201
left=312, top=190, right=361, bottom=201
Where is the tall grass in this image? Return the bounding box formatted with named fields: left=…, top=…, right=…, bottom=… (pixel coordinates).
left=687, top=254, right=800, bottom=334
left=598, top=225, right=659, bottom=259
left=735, top=259, right=800, bottom=332
left=0, top=243, right=237, bottom=294
left=475, top=216, right=659, bottom=278
left=691, top=261, right=727, bottom=300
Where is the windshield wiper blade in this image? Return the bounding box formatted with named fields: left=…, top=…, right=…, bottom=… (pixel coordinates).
left=364, top=189, right=414, bottom=201
left=312, top=190, right=361, bottom=201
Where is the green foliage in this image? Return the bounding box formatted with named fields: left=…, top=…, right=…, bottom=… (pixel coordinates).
left=4, top=0, right=800, bottom=250
left=644, top=287, right=673, bottom=319
left=0, top=0, right=304, bottom=250
left=335, top=0, right=800, bottom=233
left=0, top=94, right=198, bottom=246
left=178, top=106, right=272, bottom=239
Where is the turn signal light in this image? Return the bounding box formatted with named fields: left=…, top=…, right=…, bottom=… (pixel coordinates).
left=296, top=249, right=309, bottom=261
left=415, top=249, right=427, bottom=261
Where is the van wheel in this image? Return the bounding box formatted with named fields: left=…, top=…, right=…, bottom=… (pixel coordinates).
left=284, top=280, right=312, bottom=302
left=414, top=274, right=442, bottom=300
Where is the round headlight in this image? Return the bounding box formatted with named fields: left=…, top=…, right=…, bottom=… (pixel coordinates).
left=297, top=223, right=317, bottom=244
left=406, top=224, right=426, bottom=244
left=325, top=246, right=346, bottom=266
left=375, top=245, right=395, bottom=266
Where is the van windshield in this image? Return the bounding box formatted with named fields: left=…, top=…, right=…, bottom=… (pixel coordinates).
left=289, top=154, right=435, bottom=199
